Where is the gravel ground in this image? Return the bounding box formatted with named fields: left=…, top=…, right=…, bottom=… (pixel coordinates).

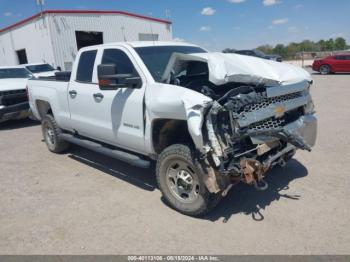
left=0, top=73, right=349, bottom=254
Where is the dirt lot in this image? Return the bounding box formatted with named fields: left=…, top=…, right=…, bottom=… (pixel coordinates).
left=0, top=72, right=349, bottom=255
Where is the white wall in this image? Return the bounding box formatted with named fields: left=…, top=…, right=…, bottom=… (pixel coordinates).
left=0, top=13, right=172, bottom=69
left=0, top=32, right=17, bottom=65
left=0, top=16, right=55, bottom=67
left=48, top=13, right=172, bottom=70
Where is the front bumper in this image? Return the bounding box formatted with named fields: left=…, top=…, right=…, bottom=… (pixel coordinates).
left=243, top=114, right=317, bottom=186
left=0, top=102, right=29, bottom=123
left=259, top=114, right=317, bottom=167
left=248, top=113, right=317, bottom=150
left=283, top=114, right=317, bottom=148
left=224, top=114, right=316, bottom=192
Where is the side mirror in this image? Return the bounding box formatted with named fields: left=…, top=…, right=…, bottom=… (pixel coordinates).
left=56, top=66, right=62, bottom=71
left=97, top=64, right=142, bottom=90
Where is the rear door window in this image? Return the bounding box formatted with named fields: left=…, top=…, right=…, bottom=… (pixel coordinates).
left=76, top=50, right=97, bottom=83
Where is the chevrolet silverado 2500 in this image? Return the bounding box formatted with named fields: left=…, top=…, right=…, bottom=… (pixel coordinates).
left=28, top=41, right=317, bottom=216
left=0, top=66, right=33, bottom=123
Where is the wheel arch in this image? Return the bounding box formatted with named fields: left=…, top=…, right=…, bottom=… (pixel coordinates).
left=151, top=119, right=195, bottom=155
left=36, top=100, right=53, bottom=120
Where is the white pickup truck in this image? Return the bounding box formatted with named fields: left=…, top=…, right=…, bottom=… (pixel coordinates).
left=28, top=41, right=317, bottom=216
left=24, top=63, right=59, bottom=78
left=0, top=66, right=33, bottom=123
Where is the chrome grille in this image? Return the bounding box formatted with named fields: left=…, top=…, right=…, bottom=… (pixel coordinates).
left=0, top=89, right=27, bottom=106
left=240, top=92, right=303, bottom=115
left=0, top=89, right=26, bottom=96
left=249, top=118, right=285, bottom=131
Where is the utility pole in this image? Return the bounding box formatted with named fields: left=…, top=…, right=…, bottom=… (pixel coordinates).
left=165, top=9, right=171, bottom=20
left=165, top=9, right=171, bottom=32
left=36, top=0, right=44, bottom=17
left=35, top=0, right=46, bottom=28
left=302, top=51, right=304, bottom=68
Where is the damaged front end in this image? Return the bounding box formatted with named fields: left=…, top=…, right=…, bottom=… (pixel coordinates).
left=162, top=52, right=317, bottom=195
left=202, top=80, right=317, bottom=194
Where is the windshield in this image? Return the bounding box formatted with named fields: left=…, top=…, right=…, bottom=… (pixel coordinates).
left=25, top=64, right=55, bottom=73
left=134, top=45, right=206, bottom=82
left=254, top=49, right=266, bottom=57
left=0, top=68, right=32, bottom=79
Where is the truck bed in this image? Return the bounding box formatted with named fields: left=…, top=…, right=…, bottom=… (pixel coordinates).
left=28, top=72, right=71, bottom=125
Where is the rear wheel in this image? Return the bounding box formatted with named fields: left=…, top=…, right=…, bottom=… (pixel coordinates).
left=319, top=64, right=331, bottom=75
left=156, top=144, right=221, bottom=216
left=41, top=114, right=69, bottom=153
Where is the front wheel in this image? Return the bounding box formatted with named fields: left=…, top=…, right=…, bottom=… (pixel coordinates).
left=319, top=64, right=331, bottom=75
left=156, top=144, right=222, bottom=216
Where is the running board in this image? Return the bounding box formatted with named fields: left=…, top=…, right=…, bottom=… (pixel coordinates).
left=60, top=133, right=150, bottom=168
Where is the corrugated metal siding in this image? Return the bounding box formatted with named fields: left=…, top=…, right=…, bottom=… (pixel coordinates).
left=0, top=16, right=55, bottom=66
left=48, top=13, right=172, bottom=70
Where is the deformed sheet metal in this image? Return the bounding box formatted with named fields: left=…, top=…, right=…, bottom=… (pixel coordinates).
left=162, top=52, right=312, bottom=86
left=266, top=80, right=310, bottom=98
left=283, top=114, right=317, bottom=147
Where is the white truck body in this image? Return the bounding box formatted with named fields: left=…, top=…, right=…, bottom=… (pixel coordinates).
left=29, top=42, right=210, bottom=155
left=29, top=41, right=316, bottom=153
left=28, top=41, right=317, bottom=215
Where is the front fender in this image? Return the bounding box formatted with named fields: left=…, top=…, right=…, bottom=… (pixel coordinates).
left=145, top=83, right=212, bottom=152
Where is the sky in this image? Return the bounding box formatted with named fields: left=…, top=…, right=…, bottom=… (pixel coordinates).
left=1, top=0, right=349, bottom=51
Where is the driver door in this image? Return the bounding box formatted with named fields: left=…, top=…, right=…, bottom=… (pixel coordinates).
left=68, top=47, right=147, bottom=153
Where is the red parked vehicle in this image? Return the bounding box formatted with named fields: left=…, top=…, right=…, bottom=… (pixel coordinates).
left=312, top=54, right=350, bottom=74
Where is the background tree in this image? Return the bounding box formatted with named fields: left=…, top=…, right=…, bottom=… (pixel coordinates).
left=256, top=44, right=273, bottom=54
left=224, top=37, right=349, bottom=59
left=334, top=37, right=346, bottom=50
left=317, top=40, right=326, bottom=51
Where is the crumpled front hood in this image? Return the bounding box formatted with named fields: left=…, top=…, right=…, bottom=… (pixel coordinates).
left=163, top=52, right=311, bottom=86
left=0, top=78, right=28, bottom=92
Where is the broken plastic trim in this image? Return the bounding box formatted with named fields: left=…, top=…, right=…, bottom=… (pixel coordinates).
left=244, top=128, right=312, bottom=151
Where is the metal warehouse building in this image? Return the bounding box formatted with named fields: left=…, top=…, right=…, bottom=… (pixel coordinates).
left=0, top=10, right=172, bottom=70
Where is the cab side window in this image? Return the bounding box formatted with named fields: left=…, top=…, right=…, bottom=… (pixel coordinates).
left=76, top=50, right=97, bottom=83
left=335, top=56, right=346, bottom=60
left=101, top=49, right=139, bottom=76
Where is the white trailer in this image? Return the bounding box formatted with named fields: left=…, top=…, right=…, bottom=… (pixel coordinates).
left=0, top=10, right=172, bottom=70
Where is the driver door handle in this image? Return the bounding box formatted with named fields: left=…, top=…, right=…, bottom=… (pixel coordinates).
left=93, top=93, right=104, bottom=99
left=69, top=90, right=77, bottom=97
